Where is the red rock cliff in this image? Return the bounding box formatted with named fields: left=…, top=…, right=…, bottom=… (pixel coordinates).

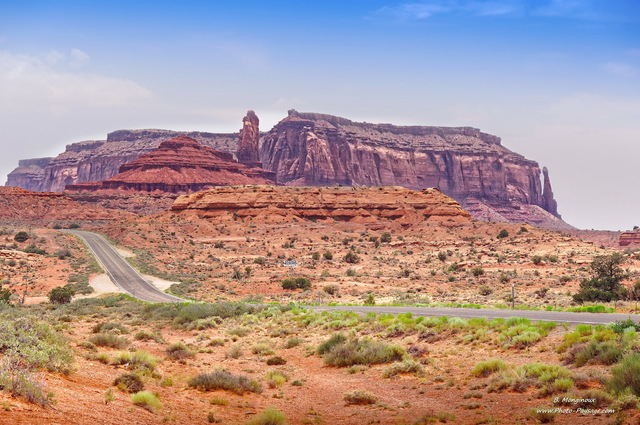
left=260, top=110, right=566, bottom=228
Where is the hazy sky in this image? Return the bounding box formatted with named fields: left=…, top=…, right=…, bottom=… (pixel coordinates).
left=0, top=0, right=638, bottom=230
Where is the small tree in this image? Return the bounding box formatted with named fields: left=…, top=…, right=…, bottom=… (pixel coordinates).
left=14, top=231, right=29, bottom=243
left=497, top=229, right=509, bottom=239
left=573, top=253, right=627, bottom=303
left=380, top=232, right=392, bottom=243
left=0, top=282, right=11, bottom=303
left=49, top=285, right=75, bottom=304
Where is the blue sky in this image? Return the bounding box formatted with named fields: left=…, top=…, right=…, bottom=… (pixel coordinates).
left=0, top=0, right=638, bottom=230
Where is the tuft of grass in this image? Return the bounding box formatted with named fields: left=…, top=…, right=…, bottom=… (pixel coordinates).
left=608, top=353, right=640, bottom=395
left=472, top=359, right=507, bottom=377
left=112, top=350, right=158, bottom=373
left=226, top=344, right=243, bottom=359
left=210, top=397, right=228, bottom=406
left=166, top=342, right=195, bottom=361
left=188, top=369, right=262, bottom=394
left=92, top=322, right=128, bottom=334
left=284, top=337, right=302, bottom=349
left=251, top=342, right=274, bottom=355
left=316, top=333, right=347, bottom=355
left=131, top=391, right=162, bottom=414
left=266, top=370, right=288, bottom=388
left=245, top=407, right=287, bottom=425
left=343, top=389, right=378, bottom=405
left=382, top=359, right=425, bottom=378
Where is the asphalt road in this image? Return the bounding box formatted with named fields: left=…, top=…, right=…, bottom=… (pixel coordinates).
left=65, top=230, right=183, bottom=303
left=304, top=305, right=639, bottom=326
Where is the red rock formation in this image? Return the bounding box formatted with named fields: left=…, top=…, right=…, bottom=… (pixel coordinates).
left=6, top=130, right=238, bottom=192
left=65, top=136, right=275, bottom=194
left=620, top=231, right=640, bottom=247
left=236, top=110, right=261, bottom=168
left=171, top=185, right=470, bottom=226
left=260, top=110, right=567, bottom=228
left=0, top=187, right=131, bottom=221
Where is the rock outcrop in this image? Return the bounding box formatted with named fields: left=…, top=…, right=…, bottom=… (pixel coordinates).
left=6, top=130, right=238, bottom=192
left=0, top=187, right=131, bottom=221
left=236, top=110, right=261, bottom=168
left=65, top=135, right=275, bottom=194
left=620, top=231, right=640, bottom=247
left=171, top=185, right=470, bottom=226
left=260, top=110, right=566, bottom=228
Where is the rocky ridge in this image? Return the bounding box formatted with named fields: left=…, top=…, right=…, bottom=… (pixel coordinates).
left=65, top=135, right=275, bottom=194
left=0, top=187, right=131, bottom=221
left=620, top=231, right=640, bottom=247
left=260, top=110, right=566, bottom=229
left=171, top=185, right=470, bottom=226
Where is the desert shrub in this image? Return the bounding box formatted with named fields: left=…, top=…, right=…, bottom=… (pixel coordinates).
left=131, top=391, right=162, bottom=413
left=317, top=333, right=347, bottom=355
left=266, top=356, right=287, bottom=366
left=471, top=267, right=485, bottom=277
left=246, top=408, right=287, bottom=425
left=323, top=251, right=333, bottom=260
left=415, top=411, right=456, bottom=424
left=48, top=286, right=75, bottom=304
left=265, top=370, right=288, bottom=388
left=497, top=229, right=509, bottom=239
left=166, top=342, right=195, bottom=360
left=281, top=277, right=311, bottom=290
left=343, top=251, right=360, bottom=264
left=13, top=231, right=29, bottom=243
left=531, top=255, right=543, bottom=265
left=610, top=319, right=640, bottom=334
left=188, top=369, right=262, bottom=394
left=114, top=373, right=144, bottom=393
left=530, top=408, right=556, bottom=424
left=479, top=285, right=493, bottom=296
left=322, top=338, right=405, bottom=367
left=228, top=326, right=251, bottom=337
left=323, top=284, right=339, bottom=296
left=382, top=359, right=425, bottom=378
left=251, top=342, right=273, bottom=355
left=88, top=333, right=129, bottom=349
left=380, top=232, right=392, bottom=243
left=0, top=357, right=53, bottom=406
left=170, top=302, right=256, bottom=327
left=92, top=322, right=129, bottom=334
left=472, top=359, right=507, bottom=377
left=112, top=350, right=158, bottom=373
left=226, top=344, right=243, bottom=359
left=608, top=353, right=640, bottom=395
left=344, top=389, right=377, bottom=405
left=284, top=337, right=301, bottom=349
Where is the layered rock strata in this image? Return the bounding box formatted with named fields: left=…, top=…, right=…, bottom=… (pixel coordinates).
left=6, top=130, right=238, bottom=192
left=260, top=110, right=565, bottom=228
left=620, top=231, right=640, bottom=247
left=65, top=135, right=275, bottom=194
left=171, top=185, right=470, bottom=226
left=0, top=187, right=131, bottom=221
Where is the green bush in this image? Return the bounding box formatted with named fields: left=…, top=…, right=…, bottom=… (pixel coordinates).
left=114, top=373, right=144, bottom=393
left=322, top=338, right=405, bottom=367
left=92, top=322, right=129, bottom=334
left=608, top=353, right=640, bottom=395
left=573, top=253, right=627, bottom=303
left=88, top=333, right=129, bottom=349
left=281, top=277, right=311, bottom=290
left=266, top=356, right=287, bottom=366
left=188, top=369, right=262, bottom=394
left=317, top=333, right=347, bottom=355
left=112, top=350, right=158, bottom=373
left=343, top=251, right=360, bottom=264
left=472, top=359, right=507, bottom=377
left=381, top=359, right=425, bottom=378
left=131, top=391, right=162, bottom=414
left=497, top=229, right=509, bottom=239
left=48, top=286, right=75, bottom=304
left=166, top=342, right=195, bottom=360
left=344, top=389, right=377, bottom=405
left=14, top=231, right=29, bottom=243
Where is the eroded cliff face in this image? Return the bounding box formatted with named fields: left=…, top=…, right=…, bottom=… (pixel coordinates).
left=620, top=231, right=640, bottom=247
left=260, top=110, right=566, bottom=228
left=171, top=185, right=470, bottom=226
left=6, top=130, right=238, bottom=192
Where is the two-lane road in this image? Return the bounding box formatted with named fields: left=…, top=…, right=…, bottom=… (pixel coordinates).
left=65, top=230, right=183, bottom=303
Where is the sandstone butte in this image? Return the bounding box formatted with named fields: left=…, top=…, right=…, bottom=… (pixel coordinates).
left=64, top=135, right=275, bottom=194
left=6, top=109, right=567, bottom=228
left=0, top=186, right=131, bottom=221
left=170, top=185, right=471, bottom=227
left=620, top=231, right=640, bottom=247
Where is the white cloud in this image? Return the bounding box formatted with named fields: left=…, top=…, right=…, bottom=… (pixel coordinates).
left=0, top=50, right=153, bottom=109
